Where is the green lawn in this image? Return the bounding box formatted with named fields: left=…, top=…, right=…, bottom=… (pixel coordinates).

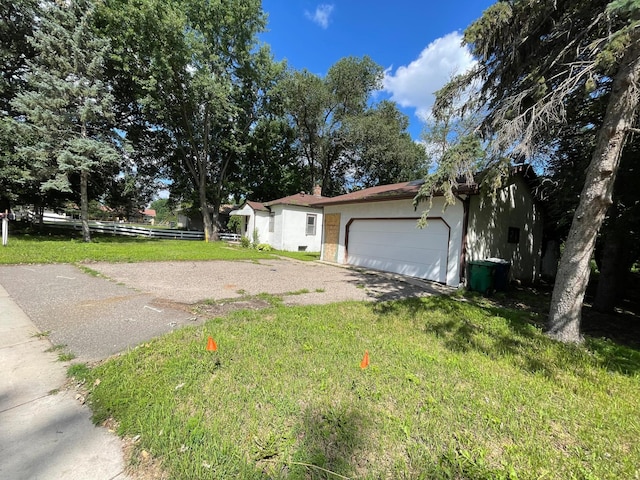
left=6, top=232, right=638, bottom=478
left=0, top=233, right=319, bottom=264
left=73, top=296, right=640, bottom=479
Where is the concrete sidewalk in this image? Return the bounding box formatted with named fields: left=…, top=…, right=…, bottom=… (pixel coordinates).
left=0, top=285, right=130, bottom=480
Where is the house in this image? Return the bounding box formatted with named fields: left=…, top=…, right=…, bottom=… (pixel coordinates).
left=230, top=187, right=327, bottom=251
left=142, top=209, right=156, bottom=225
left=228, top=200, right=271, bottom=241
left=314, top=168, right=543, bottom=287
left=177, top=204, right=236, bottom=231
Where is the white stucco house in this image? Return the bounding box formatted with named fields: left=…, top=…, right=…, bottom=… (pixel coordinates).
left=315, top=167, right=543, bottom=287
left=230, top=189, right=327, bottom=252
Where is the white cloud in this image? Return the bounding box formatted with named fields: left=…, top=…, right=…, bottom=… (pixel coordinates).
left=305, top=4, right=334, bottom=29
left=383, top=31, right=475, bottom=121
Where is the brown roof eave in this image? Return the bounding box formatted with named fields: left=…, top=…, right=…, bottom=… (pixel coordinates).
left=314, top=193, right=417, bottom=207
left=315, top=185, right=479, bottom=207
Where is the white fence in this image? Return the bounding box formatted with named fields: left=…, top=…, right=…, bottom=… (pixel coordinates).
left=42, top=219, right=241, bottom=242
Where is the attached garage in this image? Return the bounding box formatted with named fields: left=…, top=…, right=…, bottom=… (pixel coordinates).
left=315, top=181, right=466, bottom=287
left=346, top=218, right=450, bottom=283
left=315, top=169, right=544, bottom=288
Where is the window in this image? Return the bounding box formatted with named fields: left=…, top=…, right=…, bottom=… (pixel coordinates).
left=508, top=227, right=520, bottom=244
left=269, top=213, right=275, bottom=233
left=306, top=214, right=317, bottom=236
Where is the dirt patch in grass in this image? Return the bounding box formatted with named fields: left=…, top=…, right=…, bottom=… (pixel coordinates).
left=123, top=437, right=169, bottom=480
left=152, top=297, right=274, bottom=320
left=192, top=298, right=274, bottom=317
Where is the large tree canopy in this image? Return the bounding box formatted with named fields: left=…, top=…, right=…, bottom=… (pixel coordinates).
left=97, top=0, right=284, bottom=241
left=425, top=0, right=640, bottom=342
left=281, top=56, right=426, bottom=196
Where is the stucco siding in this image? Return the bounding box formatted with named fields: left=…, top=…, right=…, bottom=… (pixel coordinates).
left=466, top=176, right=543, bottom=283
left=230, top=205, right=271, bottom=244
left=272, top=205, right=323, bottom=252
left=252, top=212, right=271, bottom=244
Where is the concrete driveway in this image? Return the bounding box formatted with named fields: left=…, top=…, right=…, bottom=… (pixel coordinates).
left=0, top=258, right=451, bottom=362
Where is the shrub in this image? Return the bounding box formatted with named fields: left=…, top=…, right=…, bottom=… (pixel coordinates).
left=240, top=236, right=251, bottom=248
left=256, top=243, right=272, bottom=251
left=227, top=216, right=242, bottom=234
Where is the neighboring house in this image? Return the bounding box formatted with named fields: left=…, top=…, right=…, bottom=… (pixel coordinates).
left=228, top=200, right=271, bottom=242
left=142, top=209, right=156, bottom=225
left=177, top=204, right=235, bottom=232
left=230, top=188, right=327, bottom=251
left=314, top=167, right=543, bottom=287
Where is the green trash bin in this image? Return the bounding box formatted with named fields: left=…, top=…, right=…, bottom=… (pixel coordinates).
left=467, top=260, right=495, bottom=294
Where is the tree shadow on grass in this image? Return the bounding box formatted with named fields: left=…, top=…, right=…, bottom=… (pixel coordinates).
left=290, top=402, right=367, bottom=479
left=372, top=294, right=640, bottom=378
left=14, top=225, right=160, bottom=243
left=289, top=402, right=519, bottom=479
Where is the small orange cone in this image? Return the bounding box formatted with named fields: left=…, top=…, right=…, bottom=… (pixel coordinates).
left=206, top=336, right=217, bottom=352
left=360, top=350, right=370, bottom=369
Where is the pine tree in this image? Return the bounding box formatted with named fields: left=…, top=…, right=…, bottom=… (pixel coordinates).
left=12, top=0, right=120, bottom=241
left=425, top=0, right=640, bottom=342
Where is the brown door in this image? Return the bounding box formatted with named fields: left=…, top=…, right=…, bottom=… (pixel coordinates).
left=323, top=213, right=341, bottom=262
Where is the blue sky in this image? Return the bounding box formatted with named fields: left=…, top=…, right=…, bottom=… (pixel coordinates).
left=260, top=1, right=495, bottom=140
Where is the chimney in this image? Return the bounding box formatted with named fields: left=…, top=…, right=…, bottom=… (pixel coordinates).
left=312, top=185, right=322, bottom=197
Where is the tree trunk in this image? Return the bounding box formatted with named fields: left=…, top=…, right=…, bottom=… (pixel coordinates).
left=547, top=36, right=640, bottom=342
left=80, top=169, right=91, bottom=242
left=199, top=180, right=213, bottom=242
left=35, top=202, right=44, bottom=227
left=210, top=196, right=220, bottom=242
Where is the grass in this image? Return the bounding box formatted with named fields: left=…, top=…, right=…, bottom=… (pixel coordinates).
left=7, top=230, right=638, bottom=477
left=272, top=251, right=321, bottom=262
left=0, top=233, right=318, bottom=264
left=71, top=296, right=640, bottom=479
left=32, top=330, right=51, bottom=339
left=46, top=343, right=77, bottom=361
left=57, top=351, right=76, bottom=362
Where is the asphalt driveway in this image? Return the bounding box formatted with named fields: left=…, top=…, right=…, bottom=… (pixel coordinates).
left=0, top=258, right=452, bottom=362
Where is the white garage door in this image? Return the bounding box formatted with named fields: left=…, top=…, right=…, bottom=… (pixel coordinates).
left=347, top=218, right=449, bottom=283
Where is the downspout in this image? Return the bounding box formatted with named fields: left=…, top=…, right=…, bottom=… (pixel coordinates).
left=456, top=194, right=471, bottom=285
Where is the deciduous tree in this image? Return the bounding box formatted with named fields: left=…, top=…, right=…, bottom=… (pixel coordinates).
left=97, top=0, right=282, bottom=241
left=282, top=56, right=424, bottom=195
left=347, top=100, right=429, bottom=188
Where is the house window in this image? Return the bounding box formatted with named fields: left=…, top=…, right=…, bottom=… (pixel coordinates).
left=508, top=227, right=520, bottom=244
left=269, top=213, right=275, bottom=232
left=306, top=214, right=317, bottom=236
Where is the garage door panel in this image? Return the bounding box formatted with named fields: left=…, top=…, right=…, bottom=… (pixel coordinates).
left=351, top=231, right=449, bottom=248
left=349, top=255, right=444, bottom=280
left=350, top=246, right=445, bottom=265
left=351, top=221, right=448, bottom=235
left=347, top=219, right=449, bottom=283
left=351, top=234, right=450, bottom=251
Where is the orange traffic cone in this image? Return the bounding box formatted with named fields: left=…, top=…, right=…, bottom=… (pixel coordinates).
left=206, top=336, right=217, bottom=352
left=360, top=350, right=370, bottom=369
